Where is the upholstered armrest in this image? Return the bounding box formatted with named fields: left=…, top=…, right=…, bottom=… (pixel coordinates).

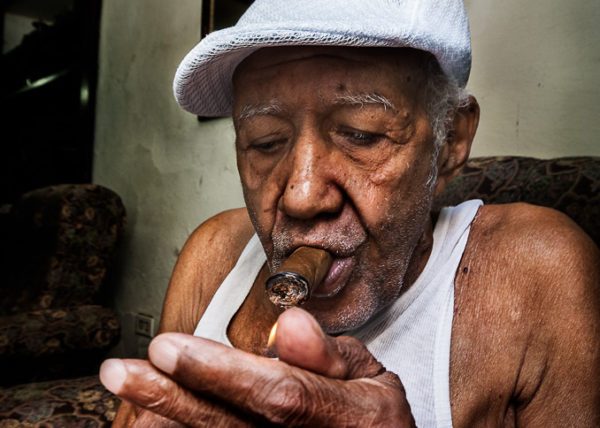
left=433, top=156, right=599, bottom=245
left=1, top=184, right=126, bottom=313
left=0, top=375, right=120, bottom=425
left=0, top=305, right=120, bottom=358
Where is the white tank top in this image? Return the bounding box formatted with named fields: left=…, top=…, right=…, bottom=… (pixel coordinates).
left=194, top=200, right=482, bottom=428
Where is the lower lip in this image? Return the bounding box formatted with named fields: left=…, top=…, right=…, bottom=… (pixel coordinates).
left=312, top=257, right=354, bottom=298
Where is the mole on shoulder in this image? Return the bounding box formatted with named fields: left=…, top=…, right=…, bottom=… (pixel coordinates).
left=462, top=266, right=469, bottom=274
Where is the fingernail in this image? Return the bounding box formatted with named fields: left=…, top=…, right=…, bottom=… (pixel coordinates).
left=289, top=307, right=325, bottom=339
left=99, top=359, right=126, bottom=394
left=148, top=336, right=179, bottom=374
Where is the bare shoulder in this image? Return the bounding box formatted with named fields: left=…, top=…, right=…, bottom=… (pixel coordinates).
left=476, top=201, right=595, bottom=245
left=451, top=203, right=600, bottom=427
left=158, top=207, right=256, bottom=334
left=468, top=202, right=598, bottom=287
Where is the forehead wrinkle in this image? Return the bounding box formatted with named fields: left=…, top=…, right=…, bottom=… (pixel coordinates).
left=334, top=92, right=397, bottom=112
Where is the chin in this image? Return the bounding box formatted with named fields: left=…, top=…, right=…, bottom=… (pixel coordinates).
left=307, top=265, right=406, bottom=334
left=307, top=294, right=384, bottom=334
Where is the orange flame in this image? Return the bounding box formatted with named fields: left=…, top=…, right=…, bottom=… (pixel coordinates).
left=267, top=321, right=278, bottom=348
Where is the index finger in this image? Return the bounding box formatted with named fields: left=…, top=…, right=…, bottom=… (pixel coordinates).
left=100, top=358, right=252, bottom=427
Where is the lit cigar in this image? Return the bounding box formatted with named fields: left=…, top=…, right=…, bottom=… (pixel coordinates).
left=266, top=246, right=333, bottom=307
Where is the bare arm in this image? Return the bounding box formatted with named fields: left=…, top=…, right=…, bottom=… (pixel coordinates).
left=516, top=208, right=600, bottom=426
left=451, top=204, right=600, bottom=427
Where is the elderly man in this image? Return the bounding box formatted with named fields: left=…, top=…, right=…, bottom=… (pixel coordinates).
left=100, top=0, right=599, bottom=426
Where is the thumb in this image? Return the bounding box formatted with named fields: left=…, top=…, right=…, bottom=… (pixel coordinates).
left=274, top=307, right=385, bottom=380
left=274, top=307, right=347, bottom=378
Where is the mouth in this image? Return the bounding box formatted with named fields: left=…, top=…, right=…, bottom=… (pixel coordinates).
left=311, top=256, right=354, bottom=298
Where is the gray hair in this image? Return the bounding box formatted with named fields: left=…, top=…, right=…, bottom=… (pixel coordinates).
left=422, top=54, right=470, bottom=150
left=421, top=54, right=470, bottom=189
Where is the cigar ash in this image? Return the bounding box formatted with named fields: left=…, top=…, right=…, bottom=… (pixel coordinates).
left=266, top=272, right=311, bottom=307
left=265, top=246, right=333, bottom=308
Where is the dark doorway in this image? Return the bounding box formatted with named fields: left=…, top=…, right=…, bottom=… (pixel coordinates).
left=1, top=0, right=102, bottom=204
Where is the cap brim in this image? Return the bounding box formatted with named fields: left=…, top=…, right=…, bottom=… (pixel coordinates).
left=174, top=24, right=470, bottom=117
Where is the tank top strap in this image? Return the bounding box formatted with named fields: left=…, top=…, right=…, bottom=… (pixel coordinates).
left=421, top=199, right=482, bottom=287
left=193, top=234, right=266, bottom=345
left=432, top=199, right=482, bottom=426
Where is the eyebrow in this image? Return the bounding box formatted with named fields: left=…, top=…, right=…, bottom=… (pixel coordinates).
left=236, top=102, right=283, bottom=123
left=235, top=92, right=396, bottom=124
left=334, top=92, right=396, bottom=111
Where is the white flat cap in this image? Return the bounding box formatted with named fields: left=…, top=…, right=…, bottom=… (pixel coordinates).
left=174, top=0, right=471, bottom=117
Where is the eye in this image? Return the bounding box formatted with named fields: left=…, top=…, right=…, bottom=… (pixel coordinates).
left=337, top=128, right=385, bottom=146
left=249, top=138, right=287, bottom=153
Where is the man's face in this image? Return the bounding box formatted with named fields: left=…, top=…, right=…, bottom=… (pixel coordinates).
left=233, top=46, right=438, bottom=333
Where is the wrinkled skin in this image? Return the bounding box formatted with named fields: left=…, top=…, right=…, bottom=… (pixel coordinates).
left=102, top=308, right=415, bottom=427
left=234, top=47, right=451, bottom=333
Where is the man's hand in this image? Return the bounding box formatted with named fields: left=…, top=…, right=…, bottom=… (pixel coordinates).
left=100, top=308, right=415, bottom=427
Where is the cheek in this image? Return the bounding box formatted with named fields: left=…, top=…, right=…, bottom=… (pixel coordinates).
left=350, top=164, right=412, bottom=225
left=354, top=157, right=434, bottom=233
left=241, top=186, right=276, bottom=259
left=238, top=157, right=283, bottom=250
left=237, top=150, right=267, bottom=192
left=238, top=150, right=273, bottom=208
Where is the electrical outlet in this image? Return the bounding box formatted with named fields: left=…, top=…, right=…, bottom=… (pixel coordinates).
left=134, top=313, right=155, bottom=338
left=136, top=336, right=151, bottom=358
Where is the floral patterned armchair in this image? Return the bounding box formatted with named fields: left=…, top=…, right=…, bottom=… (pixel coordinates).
left=0, top=184, right=125, bottom=425
left=433, top=156, right=599, bottom=246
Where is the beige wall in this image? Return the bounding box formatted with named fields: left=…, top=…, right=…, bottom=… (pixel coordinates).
left=94, top=0, right=599, bottom=357
left=94, top=0, right=244, bottom=357
left=465, top=0, right=600, bottom=157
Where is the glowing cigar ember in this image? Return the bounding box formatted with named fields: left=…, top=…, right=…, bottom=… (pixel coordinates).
left=267, top=321, right=278, bottom=348
left=266, top=246, right=333, bottom=307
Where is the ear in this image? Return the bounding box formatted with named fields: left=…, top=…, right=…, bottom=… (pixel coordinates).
left=434, top=95, right=480, bottom=196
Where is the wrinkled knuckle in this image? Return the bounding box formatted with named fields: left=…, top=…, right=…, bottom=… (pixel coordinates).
left=377, top=370, right=404, bottom=390
left=259, top=373, right=317, bottom=425
left=139, top=378, right=179, bottom=417
left=380, top=387, right=415, bottom=426
left=356, top=379, right=414, bottom=427
left=143, top=392, right=176, bottom=416
left=336, top=335, right=365, bottom=349
left=335, top=335, right=386, bottom=379
left=192, top=406, right=231, bottom=428
left=336, top=335, right=375, bottom=361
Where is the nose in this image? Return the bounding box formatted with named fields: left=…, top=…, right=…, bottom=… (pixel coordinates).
left=279, top=132, right=344, bottom=220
